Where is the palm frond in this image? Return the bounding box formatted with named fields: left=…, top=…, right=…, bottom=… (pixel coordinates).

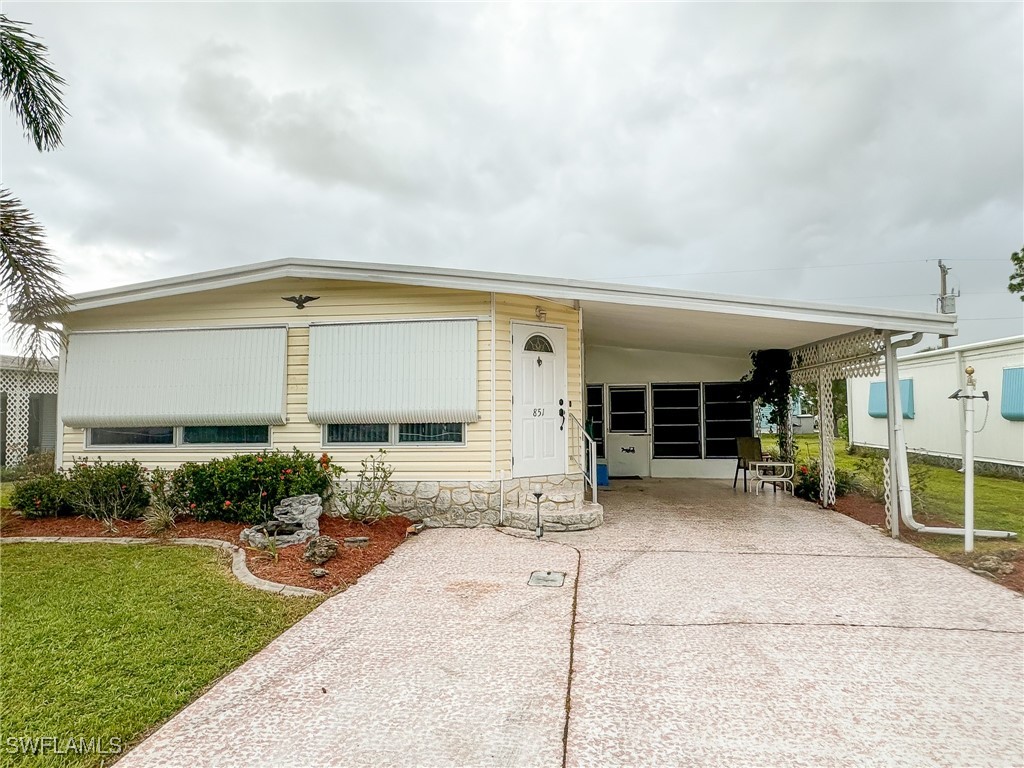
left=0, top=187, right=70, bottom=364
left=0, top=14, right=68, bottom=152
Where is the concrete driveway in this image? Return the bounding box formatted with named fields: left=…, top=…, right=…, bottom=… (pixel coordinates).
left=121, top=480, right=1023, bottom=767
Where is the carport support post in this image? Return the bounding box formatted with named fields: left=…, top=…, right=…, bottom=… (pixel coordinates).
left=883, top=333, right=901, bottom=538
left=816, top=368, right=837, bottom=508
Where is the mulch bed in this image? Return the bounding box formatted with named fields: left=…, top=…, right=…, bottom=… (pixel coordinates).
left=0, top=513, right=412, bottom=594
left=833, top=492, right=1024, bottom=595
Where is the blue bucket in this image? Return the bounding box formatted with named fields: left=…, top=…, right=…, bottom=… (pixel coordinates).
left=596, top=463, right=610, bottom=487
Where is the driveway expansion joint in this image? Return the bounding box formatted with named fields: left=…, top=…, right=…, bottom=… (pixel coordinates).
left=575, top=547, right=938, bottom=559
left=581, top=619, right=1024, bottom=635
left=495, top=526, right=582, bottom=768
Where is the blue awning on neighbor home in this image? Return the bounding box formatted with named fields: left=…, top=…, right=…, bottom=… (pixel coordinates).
left=1002, top=367, right=1024, bottom=421
left=868, top=379, right=915, bottom=419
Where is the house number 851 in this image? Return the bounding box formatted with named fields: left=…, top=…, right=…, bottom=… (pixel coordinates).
left=532, top=408, right=545, bottom=417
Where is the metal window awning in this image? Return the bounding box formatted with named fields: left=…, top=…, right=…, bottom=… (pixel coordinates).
left=60, top=327, right=288, bottom=428
left=307, top=319, right=478, bottom=424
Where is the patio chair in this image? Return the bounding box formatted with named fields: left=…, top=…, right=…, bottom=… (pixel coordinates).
left=733, top=437, right=762, bottom=492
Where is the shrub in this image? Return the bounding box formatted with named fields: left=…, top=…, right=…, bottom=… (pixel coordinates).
left=170, top=449, right=339, bottom=524
left=853, top=455, right=929, bottom=506
left=63, top=459, right=150, bottom=532
left=143, top=468, right=179, bottom=535
left=835, top=416, right=850, bottom=441
left=0, top=452, right=56, bottom=483
left=794, top=459, right=854, bottom=503
left=0, top=465, right=28, bottom=482
left=10, top=473, right=71, bottom=518
left=334, top=451, right=395, bottom=524
left=142, top=504, right=177, bottom=535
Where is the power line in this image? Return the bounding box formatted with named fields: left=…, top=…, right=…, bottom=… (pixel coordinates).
left=818, top=291, right=1009, bottom=301
left=612, top=257, right=1010, bottom=281
left=958, top=316, right=1023, bottom=322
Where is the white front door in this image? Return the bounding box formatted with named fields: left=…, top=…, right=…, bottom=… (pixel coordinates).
left=512, top=322, right=567, bottom=478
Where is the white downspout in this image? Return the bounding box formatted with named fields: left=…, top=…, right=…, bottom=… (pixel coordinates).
left=888, top=332, right=1016, bottom=540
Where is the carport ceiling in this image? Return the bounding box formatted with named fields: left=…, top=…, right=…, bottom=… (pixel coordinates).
left=581, top=301, right=863, bottom=357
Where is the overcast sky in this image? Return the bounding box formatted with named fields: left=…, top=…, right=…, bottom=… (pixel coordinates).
left=2, top=2, right=1022, bottom=349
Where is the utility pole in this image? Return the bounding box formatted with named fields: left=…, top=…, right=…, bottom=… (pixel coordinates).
left=938, top=260, right=952, bottom=349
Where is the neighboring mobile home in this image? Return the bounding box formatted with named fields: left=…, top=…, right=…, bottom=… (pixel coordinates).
left=847, top=336, right=1024, bottom=476
left=56, top=259, right=957, bottom=528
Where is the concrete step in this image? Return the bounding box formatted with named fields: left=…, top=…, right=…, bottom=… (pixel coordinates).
left=504, top=501, right=603, bottom=532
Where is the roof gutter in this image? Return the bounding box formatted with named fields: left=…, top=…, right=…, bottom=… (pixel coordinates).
left=67, top=258, right=959, bottom=337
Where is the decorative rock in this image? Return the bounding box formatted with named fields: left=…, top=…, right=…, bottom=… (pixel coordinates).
left=310, top=568, right=328, bottom=578
left=972, top=555, right=1015, bottom=575
left=344, top=536, right=370, bottom=549
left=415, top=482, right=440, bottom=499
left=451, top=488, right=472, bottom=505
left=303, top=535, right=339, bottom=565
left=240, top=494, right=323, bottom=549
left=274, top=494, right=323, bottom=527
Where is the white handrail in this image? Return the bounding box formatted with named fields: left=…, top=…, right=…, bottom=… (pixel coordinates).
left=568, top=412, right=598, bottom=503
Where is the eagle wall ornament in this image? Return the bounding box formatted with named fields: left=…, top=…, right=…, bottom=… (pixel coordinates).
left=281, top=295, right=320, bottom=310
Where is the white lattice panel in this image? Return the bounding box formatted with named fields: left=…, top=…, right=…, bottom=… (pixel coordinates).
left=789, top=330, right=886, bottom=508
left=1, top=367, right=59, bottom=467
left=790, top=330, right=885, bottom=385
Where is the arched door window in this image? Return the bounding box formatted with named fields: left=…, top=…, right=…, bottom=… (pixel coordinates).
left=524, top=334, right=554, bottom=353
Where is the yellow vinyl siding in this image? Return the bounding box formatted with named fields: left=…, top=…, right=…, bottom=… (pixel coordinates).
left=61, top=278, right=584, bottom=479
left=62, top=279, right=496, bottom=479
left=492, top=294, right=583, bottom=476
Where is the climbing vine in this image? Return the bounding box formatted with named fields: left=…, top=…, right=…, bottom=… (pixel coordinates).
left=742, top=349, right=793, bottom=460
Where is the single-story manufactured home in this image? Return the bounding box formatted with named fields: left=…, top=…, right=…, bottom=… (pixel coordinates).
left=55, top=258, right=957, bottom=530
left=848, top=336, right=1024, bottom=477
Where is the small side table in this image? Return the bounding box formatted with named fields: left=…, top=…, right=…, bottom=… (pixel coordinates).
left=749, top=462, right=795, bottom=496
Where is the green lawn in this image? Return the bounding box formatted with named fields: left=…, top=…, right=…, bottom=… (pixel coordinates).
left=767, top=434, right=1024, bottom=555
left=0, top=481, right=15, bottom=511
left=0, top=544, right=320, bottom=767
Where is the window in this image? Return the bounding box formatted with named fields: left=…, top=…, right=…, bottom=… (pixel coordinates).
left=608, top=386, right=647, bottom=433
left=702, top=382, right=753, bottom=458
left=89, top=427, right=174, bottom=446
left=651, top=384, right=701, bottom=459
left=182, top=426, right=270, bottom=445
left=585, top=385, right=606, bottom=459
left=326, top=424, right=390, bottom=444
left=524, top=334, right=554, bottom=353
left=324, top=423, right=464, bottom=445
left=399, top=423, right=464, bottom=443
left=87, top=426, right=269, bottom=447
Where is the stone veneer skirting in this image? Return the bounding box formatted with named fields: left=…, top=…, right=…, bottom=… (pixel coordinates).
left=332, top=474, right=589, bottom=528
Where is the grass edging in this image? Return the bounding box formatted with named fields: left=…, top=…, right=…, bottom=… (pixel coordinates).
left=1, top=536, right=321, bottom=598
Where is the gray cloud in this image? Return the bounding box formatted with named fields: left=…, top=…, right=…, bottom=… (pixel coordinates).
left=1, top=1, right=1020, bottom=349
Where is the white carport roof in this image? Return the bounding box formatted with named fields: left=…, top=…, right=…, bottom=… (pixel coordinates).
left=69, top=258, right=957, bottom=356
